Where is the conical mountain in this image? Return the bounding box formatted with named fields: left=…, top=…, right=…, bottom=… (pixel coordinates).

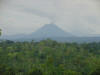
left=2, top=23, right=74, bottom=41
left=30, top=23, right=74, bottom=38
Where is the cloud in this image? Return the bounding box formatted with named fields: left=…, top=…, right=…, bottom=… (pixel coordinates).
left=0, top=0, right=100, bottom=36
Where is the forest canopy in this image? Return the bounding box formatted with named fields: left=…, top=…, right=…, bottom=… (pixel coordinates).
left=0, top=39, right=100, bottom=75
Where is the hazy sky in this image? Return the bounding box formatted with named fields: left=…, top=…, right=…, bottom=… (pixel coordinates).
left=0, top=0, right=100, bottom=36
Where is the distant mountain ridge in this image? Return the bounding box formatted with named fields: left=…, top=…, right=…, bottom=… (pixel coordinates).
left=1, top=23, right=100, bottom=43
left=30, top=23, right=74, bottom=38
left=2, top=23, right=74, bottom=40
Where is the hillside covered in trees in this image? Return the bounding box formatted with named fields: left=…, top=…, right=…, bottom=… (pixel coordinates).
left=0, top=39, right=100, bottom=75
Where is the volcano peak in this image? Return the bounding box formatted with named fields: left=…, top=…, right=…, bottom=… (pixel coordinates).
left=31, top=23, right=74, bottom=38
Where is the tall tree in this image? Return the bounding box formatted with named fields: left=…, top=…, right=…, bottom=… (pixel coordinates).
left=0, top=29, right=1, bottom=36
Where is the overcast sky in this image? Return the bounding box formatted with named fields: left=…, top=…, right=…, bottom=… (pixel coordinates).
left=0, top=0, right=100, bottom=36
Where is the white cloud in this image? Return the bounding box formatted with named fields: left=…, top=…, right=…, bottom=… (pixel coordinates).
left=0, top=0, right=100, bottom=36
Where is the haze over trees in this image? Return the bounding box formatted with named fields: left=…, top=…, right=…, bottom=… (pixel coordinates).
left=0, top=0, right=100, bottom=74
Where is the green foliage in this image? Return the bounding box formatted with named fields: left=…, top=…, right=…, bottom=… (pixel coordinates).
left=0, top=29, right=1, bottom=36
left=0, top=65, right=15, bottom=75
left=28, top=68, right=43, bottom=75
left=90, top=67, right=100, bottom=75
left=0, top=39, right=100, bottom=75
left=64, top=70, right=81, bottom=75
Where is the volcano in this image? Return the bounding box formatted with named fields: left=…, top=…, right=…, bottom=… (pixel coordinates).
left=2, top=23, right=74, bottom=41
left=2, top=23, right=100, bottom=43
left=30, top=23, right=74, bottom=38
